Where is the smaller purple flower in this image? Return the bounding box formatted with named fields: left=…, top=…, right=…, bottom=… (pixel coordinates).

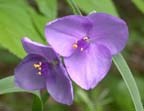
left=45, top=13, right=128, bottom=90
left=14, top=37, right=73, bottom=105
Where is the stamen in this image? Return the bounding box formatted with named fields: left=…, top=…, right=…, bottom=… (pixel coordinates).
left=39, top=62, right=42, bottom=66
left=38, top=72, right=42, bottom=75
left=38, top=67, right=41, bottom=70
left=80, top=48, right=84, bottom=51
left=33, top=64, right=40, bottom=68
left=83, top=36, right=89, bottom=40
left=72, top=36, right=89, bottom=51
left=33, top=62, right=42, bottom=76
left=72, top=43, right=78, bottom=49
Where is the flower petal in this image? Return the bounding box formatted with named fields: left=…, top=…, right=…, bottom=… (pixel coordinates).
left=45, top=15, right=92, bottom=57
left=14, top=54, right=46, bottom=90
left=46, top=63, right=73, bottom=105
left=87, top=13, right=128, bottom=55
left=64, top=44, right=112, bottom=90
left=22, top=37, right=58, bottom=62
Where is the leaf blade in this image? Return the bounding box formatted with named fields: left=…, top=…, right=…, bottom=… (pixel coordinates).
left=0, top=1, right=44, bottom=58
left=74, top=0, right=118, bottom=16
left=0, top=76, right=43, bottom=111
left=113, top=54, right=144, bottom=111
left=35, top=0, right=57, bottom=19
left=132, top=0, right=144, bottom=13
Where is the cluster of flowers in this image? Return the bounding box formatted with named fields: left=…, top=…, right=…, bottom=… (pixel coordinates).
left=14, top=13, right=128, bottom=105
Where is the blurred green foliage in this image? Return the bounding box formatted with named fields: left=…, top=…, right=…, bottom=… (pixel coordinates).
left=74, top=0, right=118, bottom=16
left=132, top=0, right=144, bottom=13
left=0, top=0, right=56, bottom=58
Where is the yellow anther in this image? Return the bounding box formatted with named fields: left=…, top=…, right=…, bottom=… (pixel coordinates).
left=38, top=67, right=42, bottom=70
left=39, top=62, right=42, bottom=66
left=72, top=43, right=78, bottom=49
left=80, top=48, right=84, bottom=51
left=33, top=62, right=42, bottom=75
left=33, top=64, right=40, bottom=68
left=33, top=62, right=42, bottom=68
left=38, top=72, right=42, bottom=75
left=83, top=36, right=89, bottom=40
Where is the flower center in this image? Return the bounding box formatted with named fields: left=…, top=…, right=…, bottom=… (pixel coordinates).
left=72, top=36, right=90, bottom=51
left=33, top=62, right=42, bottom=75
left=33, top=60, right=59, bottom=76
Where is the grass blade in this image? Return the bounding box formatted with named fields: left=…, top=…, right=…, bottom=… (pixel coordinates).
left=113, top=54, right=144, bottom=111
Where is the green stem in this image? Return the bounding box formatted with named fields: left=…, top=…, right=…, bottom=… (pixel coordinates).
left=32, top=94, right=43, bottom=111
left=41, top=92, right=49, bottom=104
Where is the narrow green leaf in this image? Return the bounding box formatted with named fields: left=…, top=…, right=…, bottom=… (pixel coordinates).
left=0, top=76, right=24, bottom=94
left=35, top=0, right=57, bottom=19
left=113, top=54, right=144, bottom=111
left=74, top=0, right=118, bottom=16
left=27, top=8, right=48, bottom=41
left=67, top=0, right=82, bottom=15
left=132, top=0, right=144, bottom=13
left=0, top=76, right=43, bottom=111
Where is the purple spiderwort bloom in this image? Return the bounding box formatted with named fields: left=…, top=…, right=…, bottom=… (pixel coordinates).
left=14, top=37, right=73, bottom=105
left=45, top=13, right=128, bottom=90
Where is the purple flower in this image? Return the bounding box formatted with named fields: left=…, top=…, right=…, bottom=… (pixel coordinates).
left=45, top=13, right=128, bottom=90
left=14, top=37, right=73, bottom=105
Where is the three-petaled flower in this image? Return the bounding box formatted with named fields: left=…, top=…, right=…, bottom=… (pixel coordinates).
left=45, top=13, right=128, bottom=90
left=14, top=37, right=73, bottom=105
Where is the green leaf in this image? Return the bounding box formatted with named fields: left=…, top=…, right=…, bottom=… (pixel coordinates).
left=0, top=76, right=43, bottom=111
left=35, top=0, right=57, bottom=19
left=27, top=8, right=49, bottom=42
left=32, top=91, right=49, bottom=111
left=113, top=54, right=144, bottom=111
left=109, top=77, right=144, bottom=111
left=32, top=95, right=43, bottom=111
left=67, top=0, right=82, bottom=15
left=74, top=0, right=118, bottom=16
left=132, top=0, right=144, bottom=13
left=0, top=1, right=44, bottom=58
